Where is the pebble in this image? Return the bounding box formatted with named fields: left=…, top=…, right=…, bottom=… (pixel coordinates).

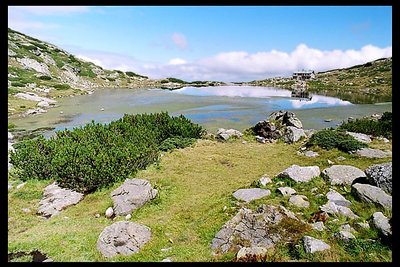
left=105, top=207, right=114, bottom=218
left=95, top=213, right=100, bottom=218
left=125, top=214, right=132, bottom=220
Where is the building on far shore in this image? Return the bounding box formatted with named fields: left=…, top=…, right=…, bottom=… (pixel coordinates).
left=292, top=70, right=316, bottom=80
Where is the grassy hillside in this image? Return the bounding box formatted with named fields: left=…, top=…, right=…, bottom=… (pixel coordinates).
left=250, top=57, right=392, bottom=104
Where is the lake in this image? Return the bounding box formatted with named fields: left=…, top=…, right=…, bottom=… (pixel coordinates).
left=9, top=86, right=392, bottom=136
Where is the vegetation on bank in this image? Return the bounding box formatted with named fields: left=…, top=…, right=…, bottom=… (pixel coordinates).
left=338, top=112, right=392, bottom=139
left=10, top=112, right=204, bottom=193
left=306, top=129, right=367, bottom=153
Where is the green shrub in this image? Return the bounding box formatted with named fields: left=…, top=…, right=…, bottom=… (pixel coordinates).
left=11, top=82, right=26, bottom=87
left=53, top=84, right=70, bottom=90
left=338, top=112, right=392, bottom=138
left=8, top=87, right=21, bottom=95
left=79, top=69, right=96, bottom=78
left=10, top=112, right=204, bottom=193
left=107, top=77, right=115, bottom=82
left=39, top=75, right=52, bottom=80
left=306, top=129, right=367, bottom=152
left=167, top=77, right=186, bottom=84
left=8, top=122, right=16, bottom=129
left=160, top=79, right=169, bottom=84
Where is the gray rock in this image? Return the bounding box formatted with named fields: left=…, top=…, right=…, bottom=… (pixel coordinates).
left=42, top=258, right=53, bottom=262
left=211, top=205, right=302, bottom=255
left=25, top=108, right=47, bottom=115
left=16, top=57, right=50, bottom=75
left=111, top=178, right=158, bottom=216
left=351, top=183, right=392, bottom=210
left=105, top=207, right=114, bottom=218
left=356, top=148, right=391, bottom=158
left=304, top=129, right=317, bottom=138
left=365, top=162, right=392, bottom=194
left=38, top=182, right=84, bottom=218
left=326, top=189, right=352, bottom=207
left=327, top=159, right=334, bottom=165
left=259, top=176, right=272, bottom=186
left=125, top=214, right=132, bottom=220
left=321, top=165, right=366, bottom=185
left=312, top=222, right=325, bottom=231
left=277, top=187, right=296, bottom=196
left=8, top=132, right=14, bottom=140
left=97, top=221, right=151, bottom=258
left=8, top=49, right=17, bottom=57
left=289, top=195, right=309, bottom=208
left=320, top=201, right=359, bottom=219
left=15, top=92, right=57, bottom=103
left=161, top=257, right=173, bottom=262
left=216, top=128, right=243, bottom=141
left=334, top=230, right=355, bottom=241
left=303, top=236, right=330, bottom=253
left=236, top=246, right=268, bottom=261
left=337, top=156, right=346, bottom=161
left=233, top=188, right=271, bottom=202
left=22, top=208, right=31, bottom=213
left=340, top=224, right=355, bottom=233
left=346, top=132, right=372, bottom=143
left=256, top=135, right=266, bottom=143
left=160, top=247, right=172, bottom=252
left=284, top=126, right=306, bottom=143
left=304, top=151, right=319, bottom=157
left=16, top=182, right=26, bottom=190
left=277, top=164, right=320, bottom=183
left=371, top=212, right=391, bottom=237
left=355, top=222, right=370, bottom=230
left=37, top=101, right=50, bottom=108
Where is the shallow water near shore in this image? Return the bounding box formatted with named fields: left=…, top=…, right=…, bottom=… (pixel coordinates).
left=9, top=86, right=392, bottom=137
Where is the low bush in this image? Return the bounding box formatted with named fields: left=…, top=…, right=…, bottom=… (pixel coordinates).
left=38, top=75, right=52, bottom=80
left=306, top=128, right=367, bottom=152
left=338, top=112, right=392, bottom=139
left=11, top=82, right=26, bottom=87
left=53, top=84, right=71, bottom=90
left=10, top=112, right=204, bottom=193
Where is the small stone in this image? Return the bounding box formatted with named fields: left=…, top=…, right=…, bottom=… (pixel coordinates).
left=22, top=208, right=31, bottom=213
left=326, top=189, right=352, bottom=207
left=242, top=140, right=247, bottom=144
left=101, top=108, right=105, bottom=111
left=223, top=206, right=227, bottom=211
left=355, top=222, right=370, bottom=230
left=259, top=176, right=272, bottom=186
left=161, top=247, right=172, bottom=252
left=334, top=230, right=356, bottom=241
left=43, top=258, right=53, bottom=262
left=161, top=257, right=173, bottom=262
left=236, top=246, right=268, bottom=261
left=305, top=151, right=319, bottom=157
left=105, top=207, right=114, bottom=218
left=95, top=213, right=100, bottom=218
left=312, top=221, right=325, bottom=231
left=311, top=188, right=318, bottom=194
left=303, top=236, right=330, bottom=253
left=337, top=156, right=346, bottom=161
left=8, top=184, right=13, bottom=190
left=16, top=183, right=26, bottom=190
left=233, top=188, right=271, bottom=202
left=289, top=195, right=309, bottom=208
left=60, top=111, right=64, bottom=114
left=372, top=212, right=392, bottom=237
left=340, top=224, right=355, bottom=233
left=327, top=159, right=334, bottom=165
left=277, top=187, right=297, bottom=196
left=125, top=214, right=132, bottom=220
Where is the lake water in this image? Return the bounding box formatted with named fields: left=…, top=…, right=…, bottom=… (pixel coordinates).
left=9, top=86, right=392, bottom=136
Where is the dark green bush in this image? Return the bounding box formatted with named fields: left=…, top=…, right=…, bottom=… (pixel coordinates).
left=8, top=87, right=21, bottom=95
left=39, top=75, right=52, bottom=80
left=79, top=69, right=96, bottom=78
left=11, top=82, right=26, bottom=87
left=167, top=77, right=187, bottom=84
left=10, top=112, right=204, bottom=193
left=338, top=112, right=392, bottom=138
left=107, top=77, right=115, bottom=82
left=53, top=84, right=71, bottom=90
left=306, top=129, right=367, bottom=152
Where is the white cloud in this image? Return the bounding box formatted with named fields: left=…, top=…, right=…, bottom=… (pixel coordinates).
left=168, top=58, right=187, bottom=65
left=171, top=32, right=188, bottom=50
left=9, top=6, right=90, bottom=16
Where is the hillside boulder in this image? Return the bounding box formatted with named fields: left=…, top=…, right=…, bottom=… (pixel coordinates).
left=351, top=183, right=392, bottom=210
left=321, top=165, right=366, bottom=185
left=233, top=188, right=271, bottom=203
left=277, top=165, right=320, bottom=183
left=303, top=236, right=330, bottom=253
left=365, top=162, right=392, bottom=194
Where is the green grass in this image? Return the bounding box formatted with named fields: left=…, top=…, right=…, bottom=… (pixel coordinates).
left=8, top=137, right=392, bottom=262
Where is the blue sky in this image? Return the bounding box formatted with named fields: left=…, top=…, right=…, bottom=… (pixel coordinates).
left=8, top=6, right=392, bottom=82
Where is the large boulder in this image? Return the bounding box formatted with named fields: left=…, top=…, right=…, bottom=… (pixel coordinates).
left=233, top=188, right=271, bottom=203
left=326, top=189, right=352, bottom=207
left=216, top=128, right=243, bottom=141
left=268, top=110, right=303, bottom=129
left=319, top=201, right=359, bottom=219
left=351, top=183, right=392, bottom=210
left=356, top=148, right=391, bottom=158
left=321, top=165, right=366, bottom=185
left=211, top=205, right=304, bottom=255
left=111, top=178, right=158, bottom=216
left=252, top=120, right=282, bottom=140
left=277, top=165, right=320, bottom=183
left=365, top=162, right=392, bottom=194
left=97, top=221, right=151, bottom=258
left=16, top=57, right=50, bottom=75
left=38, top=183, right=84, bottom=218
left=303, top=236, right=330, bottom=253
left=284, top=126, right=306, bottom=143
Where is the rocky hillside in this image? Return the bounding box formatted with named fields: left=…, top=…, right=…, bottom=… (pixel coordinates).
left=7, top=28, right=183, bottom=116
left=250, top=57, right=392, bottom=104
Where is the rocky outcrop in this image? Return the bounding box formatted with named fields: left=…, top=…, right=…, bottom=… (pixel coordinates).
left=111, top=178, right=158, bottom=216
left=365, top=162, right=392, bottom=194
left=356, top=148, right=391, bottom=158
left=284, top=126, right=306, bottom=144
left=303, top=236, right=330, bottom=253
left=38, top=183, right=84, bottom=218
left=351, top=183, right=392, bottom=210
left=319, top=201, right=359, bottom=219
left=321, top=165, right=366, bottom=185
left=252, top=121, right=282, bottom=141
left=216, top=128, right=243, bottom=141
left=15, top=92, right=57, bottom=103
left=97, top=221, right=151, bottom=258
left=326, top=189, right=352, bottom=207
left=233, top=188, right=271, bottom=203
left=277, top=165, right=320, bottom=183
left=211, top=205, right=303, bottom=255
left=16, top=57, right=50, bottom=75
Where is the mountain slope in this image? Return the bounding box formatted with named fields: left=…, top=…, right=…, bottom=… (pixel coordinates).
left=7, top=28, right=161, bottom=116
left=250, top=57, right=392, bottom=104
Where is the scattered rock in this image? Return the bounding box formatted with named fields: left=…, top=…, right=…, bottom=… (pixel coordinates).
left=277, top=187, right=296, bottom=196
left=236, top=246, right=268, bottom=261
left=371, top=212, right=391, bottom=237
left=161, top=257, right=173, bottom=262
left=304, top=151, right=319, bottom=157
left=111, top=178, right=158, bottom=216
left=37, top=101, right=50, bottom=108
left=16, top=57, right=50, bottom=75
left=25, top=108, right=47, bottom=115
left=320, top=201, right=359, bottom=219
left=22, top=208, right=31, bottom=213
left=8, top=184, right=13, bottom=190
left=321, top=165, right=366, bottom=185
left=334, top=230, right=356, bottom=241
left=310, top=188, right=318, bottom=194
left=356, top=148, right=391, bottom=158
left=351, top=183, right=392, bottom=210
left=125, top=214, right=132, bottom=220
left=337, top=156, right=346, bottom=161
left=303, top=236, right=330, bottom=253
left=346, top=132, right=371, bottom=143
left=95, top=213, right=100, bottom=218
left=355, top=222, right=370, bottom=230
left=312, top=222, right=325, bottom=231
left=216, top=128, right=243, bottom=141
left=327, top=159, right=334, bottom=165
left=255, top=135, right=266, bottom=143
left=15, top=92, right=57, bottom=103
left=38, top=183, right=84, bottom=218
left=284, top=126, right=306, bottom=143
left=233, top=188, right=271, bottom=203
left=326, top=189, right=352, bottom=207
left=105, top=207, right=114, bottom=218
left=16, top=183, right=26, bottom=190
left=259, top=176, right=272, bottom=186
left=97, top=221, right=151, bottom=258
left=8, top=132, right=14, bottom=140
left=365, top=162, right=392, bottom=194
left=289, top=195, right=309, bottom=208
left=277, top=164, right=320, bottom=183
left=160, top=247, right=172, bottom=252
